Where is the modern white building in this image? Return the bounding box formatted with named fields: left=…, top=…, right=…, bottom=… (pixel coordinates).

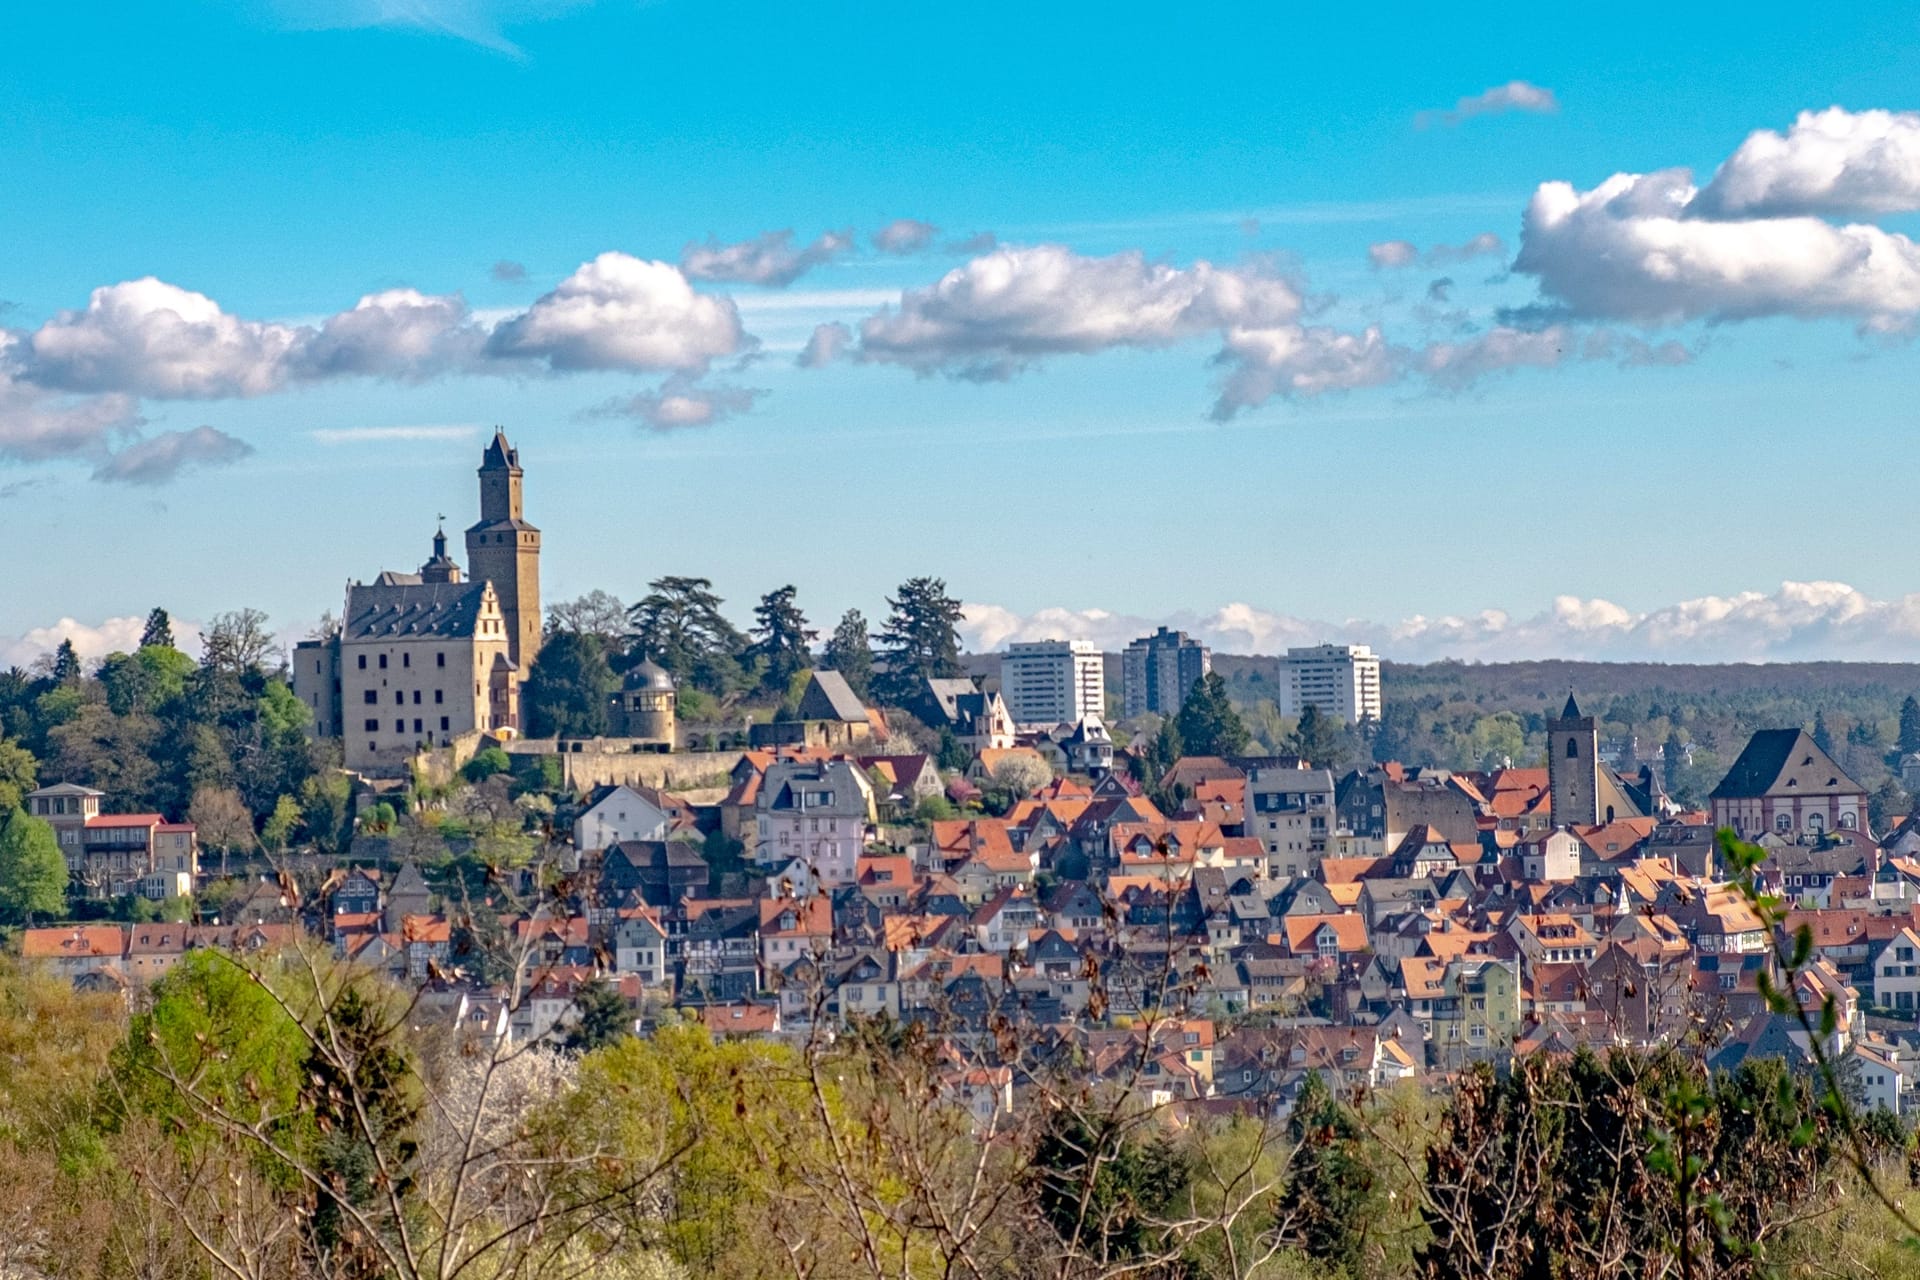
left=1278, top=644, right=1382, bottom=724
left=999, top=640, right=1105, bottom=727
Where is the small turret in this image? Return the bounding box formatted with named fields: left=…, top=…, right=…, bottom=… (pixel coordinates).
left=419, top=522, right=462, bottom=584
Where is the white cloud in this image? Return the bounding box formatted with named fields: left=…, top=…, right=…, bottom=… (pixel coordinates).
left=90, top=426, right=253, bottom=485
left=873, top=218, right=939, bottom=254
left=25, top=277, right=305, bottom=398
left=1, top=614, right=205, bottom=669
left=1417, top=80, right=1559, bottom=129
left=491, top=259, right=528, bottom=282
left=1692, top=107, right=1920, bottom=219
left=1370, top=233, right=1505, bottom=269
left=1368, top=240, right=1419, bottom=269
left=259, top=0, right=589, bottom=56
left=845, top=244, right=1303, bottom=380
left=592, top=374, right=766, bottom=430
left=962, top=581, right=1920, bottom=663
left=797, top=322, right=851, bottom=368
left=0, top=359, right=143, bottom=464
left=292, top=288, right=483, bottom=379
left=485, top=252, right=748, bottom=372
left=1212, top=324, right=1400, bottom=417
left=680, top=229, right=854, bottom=287
left=1515, top=167, right=1920, bottom=323
left=309, top=423, right=479, bottom=445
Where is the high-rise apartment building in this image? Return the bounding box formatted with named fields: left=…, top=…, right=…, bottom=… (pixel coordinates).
left=999, top=640, right=1104, bottom=726
left=1278, top=644, right=1382, bottom=723
left=1121, top=626, right=1211, bottom=719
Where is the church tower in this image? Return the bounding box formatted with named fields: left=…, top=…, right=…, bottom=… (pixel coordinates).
left=1547, top=692, right=1599, bottom=828
left=465, top=429, right=542, bottom=672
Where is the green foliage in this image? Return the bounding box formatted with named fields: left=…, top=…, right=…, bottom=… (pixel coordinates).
left=261, top=793, right=302, bottom=853
left=824, top=608, right=874, bottom=700
left=462, top=746, right=512, bottom=784
left=302, top=985, right=419, bottom=1267
left=746, top=585, right=816, bottom=699
left=914, top=793, right=956, bottom=823
left=1174, top=672, right=1250, bottom=758
left=0, top=736, right=38, bottom=812
left=1285, top=704, right=1357, bottom=771
left=139, top=607, right=174, bottom=651
left=0, top=808, right=66, bottom=923
left=522, top=630, right=617, bottom=738
left=564, top=978, right=633, bottom=1053
left=1033, top=1108, right=1191, bottom=1261
left=626, top=575, right=749, bottom=697
left=300, top=772, right=355, bottom=854
left=1285, top=1071, right=1378, bottom=1272
left=874, top=576, right=964, bottom=705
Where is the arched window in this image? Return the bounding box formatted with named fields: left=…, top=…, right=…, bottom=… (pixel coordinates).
left=1840, top=812, right=1857, bottom=829
left=1776, top=813, right=1793, bottom=832
left=1566, top=738, right=1579, bottom=758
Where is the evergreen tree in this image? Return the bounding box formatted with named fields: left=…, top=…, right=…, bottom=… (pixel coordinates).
left=1286, top=704, right=1351, bottom=771
left=522, top=631, right=617, bottom=737
left=875, top=577, right=963, bottom=705
left=1286, top=1071, right=1376, bottom=1273
left=564, top=978, right=633, bottom=1053
left=1172, top=672, right=1249, bottom=758
left=50, top=640, right=81, bottom=684
left=625, top=576, right=748, bottom=696
left=0, top=808, right=66, bottom=923
left=139, top=607, right=175, bottom=650
left=1900, top=695, right=1920, bottom=756
left=746, top=585, right=816, bottom=698
left=823, top=608, right=875, bottom=699
left=1813, top=709, right=1834, bottom=755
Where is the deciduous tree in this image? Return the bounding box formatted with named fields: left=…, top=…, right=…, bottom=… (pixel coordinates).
left=0, top=808, right=66, bottom=923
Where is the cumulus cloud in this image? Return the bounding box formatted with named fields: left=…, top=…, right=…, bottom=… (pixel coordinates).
left=486, top=252, right=747, bottom=372
left=843, top=244, right=1303, bottom=380
left=292, top=288, right=483, bottom=379
left=797, top=322, right=851, bottom=369
left=1212, top=324, right=1400, bottom=418
left=90, top=425, right=254, bottom=485
left=873, top=219, right=939, bottom=254
left=24, top=278, right=305, bottom=398
left=1692, top=107, right=1920, bottom=219
left=1, top=613, right=204, bottom=669
left=1416, top=80, right=1559, bottom=129
left=680, top=229, right=854, bottom=287
left=962, top=580, right=1920, bottom=663
left=491, top=259, right=528, bottom=282
left=1515, top=166, right=1920, bottom=323
left=592, top=374, right=766, bottom=430
left=945, top=231, right=998, bottom=254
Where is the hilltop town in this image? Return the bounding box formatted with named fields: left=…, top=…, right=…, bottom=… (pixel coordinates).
left=4, top=431, right=1920, bottom=1128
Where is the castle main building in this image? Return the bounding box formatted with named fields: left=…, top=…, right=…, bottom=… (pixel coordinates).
left=294, top=430, right=542, bottom=776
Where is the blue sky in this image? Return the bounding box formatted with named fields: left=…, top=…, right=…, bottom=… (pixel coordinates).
left=8, top=0, right=1920, bottom=665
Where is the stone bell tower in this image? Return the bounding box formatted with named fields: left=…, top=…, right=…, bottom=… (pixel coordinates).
left=465, top=428, right=542, bottom=672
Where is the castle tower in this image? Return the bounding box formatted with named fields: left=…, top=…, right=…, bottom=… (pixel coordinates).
left=418, top=523, right=462, bottom=584
left=465, top=429, right=541, bottom=672
left=1547, top=692, right=1599, bottom=828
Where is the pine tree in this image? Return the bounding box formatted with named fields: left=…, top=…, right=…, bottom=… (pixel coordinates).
left=1813, top=710, right=1834, bottom=755
left=875, top=578, right=964, bottom=705
left=823, top=609, right=875, bottom=699
left=746, top=585, right=816, bottom=698
left=1172, top=672, right=1248, bottom=758
left=140, top=607, right=174, bottom=650
left=1900, top=695, right=1920, bottom=756
left=50, top=640, right=81, bottom=684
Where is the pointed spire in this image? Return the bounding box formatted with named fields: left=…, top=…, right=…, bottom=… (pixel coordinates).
left=480, top=427, right=518, bottom=471
left=1561, top=691, right=1582, bottom=720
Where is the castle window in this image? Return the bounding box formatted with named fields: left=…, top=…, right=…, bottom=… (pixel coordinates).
left=379, top=654, right=388, bottom=669
left=413, top=719, right=423, bottom=734
left=402, top=653, right=410, bottom=668
left=358, top=655, right=367, bottom=670
left=1566, top=739, right=1579, bottom=758
left=394, top=720, right=405, bottom=733
left=364, top=690, right=377, bottom=704
left=437, top=652, right=446, bottom=668
left=364, top=719, right=379, bottom=732
left=412, top=690, right=421, bottom=704
left=440, top=716, right=450, bottom=731
left=395, top=692, right=404, bottom=705
left=434, top=689, right=443, bottom=704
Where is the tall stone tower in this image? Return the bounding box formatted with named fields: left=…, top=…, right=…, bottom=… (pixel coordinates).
left=465, top=429, right=541, bottom=672
left=1547, top=692, right=1599, bottom=828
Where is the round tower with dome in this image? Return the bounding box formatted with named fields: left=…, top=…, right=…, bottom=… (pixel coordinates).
left=614, top=658, right=677, bottom=747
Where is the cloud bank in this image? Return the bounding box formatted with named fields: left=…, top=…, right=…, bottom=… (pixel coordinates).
left=960, top=580, right=1920, bottom=664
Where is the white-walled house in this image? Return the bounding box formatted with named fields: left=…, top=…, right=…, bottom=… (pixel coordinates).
left=1874, top=926, right=1920, bottom=1012
left=574, top=785, right=675, bottom=853
left=754, top=760, right=876, bottom=888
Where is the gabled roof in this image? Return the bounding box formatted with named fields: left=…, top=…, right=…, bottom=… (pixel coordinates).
left=344, top=580, right=492, bottom=641
left=798, top=670, right=870, bottom=723
left=1710, top=728, right=1864, bottom=800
